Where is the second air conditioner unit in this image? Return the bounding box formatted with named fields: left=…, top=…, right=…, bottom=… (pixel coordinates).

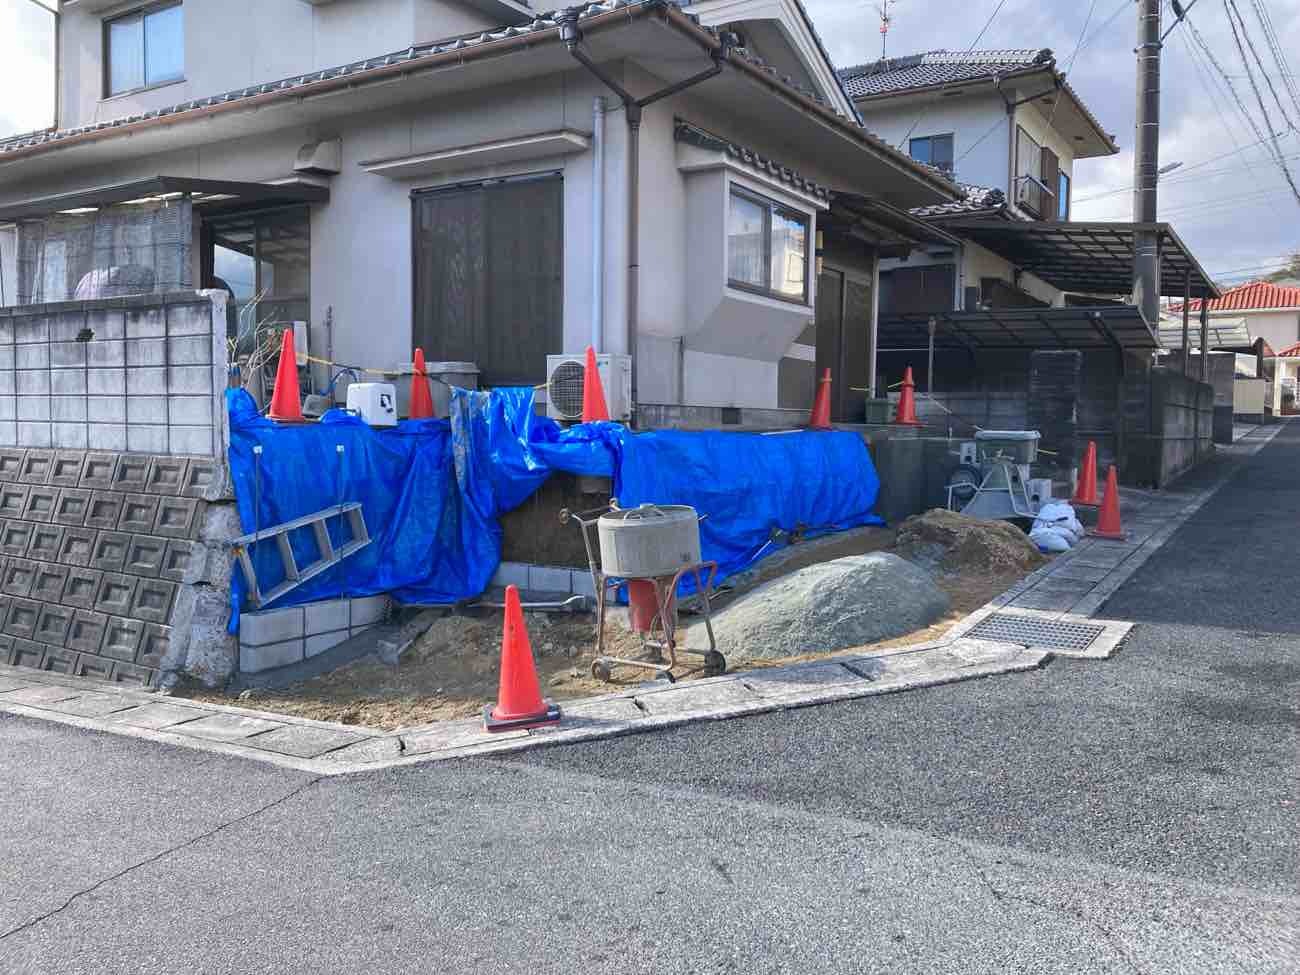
left=545, top=353, right=632, bottom=422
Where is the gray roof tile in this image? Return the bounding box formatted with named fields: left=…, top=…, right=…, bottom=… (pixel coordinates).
left=837, top=49, right=1052, bottom=99
left=910, top=183, right=1008, bottom=219
left=674, top=120, right=829, bottom=200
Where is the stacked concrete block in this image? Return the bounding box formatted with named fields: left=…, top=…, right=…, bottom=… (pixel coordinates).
left=491, top=561, right=597, bottom=599
left=0, top=447, right=228, bottom=687
left=238, top=595, right=391, bottom=674
left=0, top=291, right=226, bottom=458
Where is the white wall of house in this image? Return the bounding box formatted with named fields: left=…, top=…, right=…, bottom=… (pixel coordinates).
left=56, top=0, right=505, bottom=131
left=1221, top=309, right=1300, bottom=353
left=853, top=92, right=1010, bottom=192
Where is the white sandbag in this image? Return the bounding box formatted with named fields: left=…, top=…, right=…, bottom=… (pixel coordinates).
left=1029, top=524, right=1072, bottom=553
left=1033, top=501, right=1083, bottom=542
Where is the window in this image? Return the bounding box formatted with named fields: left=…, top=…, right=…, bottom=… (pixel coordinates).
left=909, top=134, right=955, bottom=173
left=1015, top=126, right=1046, bottom=216
left=727, top=187, right=809, bottom=303
left=413, top=173, right=563, bottom=386
left=203, top=207, right=310, bottom=348
left=1058, top=170, right=1071, bottom=220
left=106, top=3, right=184, bottom=97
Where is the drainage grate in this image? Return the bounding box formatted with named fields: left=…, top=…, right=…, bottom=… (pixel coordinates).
left=967, top=613, right=1106, bottom=651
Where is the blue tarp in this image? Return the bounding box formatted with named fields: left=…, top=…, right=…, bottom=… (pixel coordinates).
left=226, top=386, right=881, bottom=629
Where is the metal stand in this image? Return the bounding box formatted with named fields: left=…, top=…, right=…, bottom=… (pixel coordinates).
left=560, top=503, right=726, bottom=683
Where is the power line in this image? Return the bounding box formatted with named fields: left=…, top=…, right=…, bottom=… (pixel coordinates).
left=1046, top=0, right=1099, bottom=129
left=1246, top=0, right=1300, bottom=120
left=1221, top=0, right=1300, bottom=203
left=1181, top=23, right=1259, bottom=153
left=1074, top=0, right=1133, bottom=58
left=1073, top=142, right=1299, bottom=203
left=1226, top=0, right=1296, bottom=131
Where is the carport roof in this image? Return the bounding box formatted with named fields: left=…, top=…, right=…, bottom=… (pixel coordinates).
left=939, top=218, right=1221, bottom=300
left=0, top=176, right=329, bottom=223
left=878, top=305, right=1158, bottom=352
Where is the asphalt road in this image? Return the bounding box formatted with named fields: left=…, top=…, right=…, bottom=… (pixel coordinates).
left=1, top=425, right=1296, bottom=974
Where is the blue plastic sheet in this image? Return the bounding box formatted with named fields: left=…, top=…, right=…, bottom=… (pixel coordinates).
left=226, top=386, right=881, bottom=629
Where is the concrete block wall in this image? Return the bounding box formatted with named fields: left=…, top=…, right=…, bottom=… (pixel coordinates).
left=238, top=595, right=390, bottom=674
left=0, top=447, right=236, bottom=687
left=0, top=291, right=228, bottom=456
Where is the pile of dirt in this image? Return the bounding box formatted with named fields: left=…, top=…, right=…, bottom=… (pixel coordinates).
left=893, top=508, right=1046, bottom=576
left=701, top=553, right=950, bottom=661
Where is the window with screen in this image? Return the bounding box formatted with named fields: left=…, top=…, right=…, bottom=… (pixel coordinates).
left=727, top=186, right=809, bottom=303
left=1015, top=126, right=1045, bottom=216
left=1058, top=170, right=1071, bottom=220
left=413, top=173, right=563, bottom=386
left=106, top=2, right=184, bottom=97
left=909, top=134, right=955, bottom=173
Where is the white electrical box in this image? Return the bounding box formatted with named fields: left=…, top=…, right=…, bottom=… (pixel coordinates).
left=544, top=353, right=632, bottom=422
left=346, top=382, right=397, bottom=426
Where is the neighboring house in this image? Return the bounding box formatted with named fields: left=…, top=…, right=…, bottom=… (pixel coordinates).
left=1173, top=280, right=1300, bottom=415
left=0, top=0, right=962, bottom=429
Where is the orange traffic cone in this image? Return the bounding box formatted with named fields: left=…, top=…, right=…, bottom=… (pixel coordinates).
left=808, top=369, right=832, bottom=429
left=582, top=346, right=610, bottom=422
left=894, top=367, right=922, bottom=426
left=1072, top=440, right=1100, bottom=508
left=484, top=585, right=562, bottom=732
left=268, top=329, right=305, bottom=422
left=409, top=347, right=434, bottom=419
left=1088, top=465, right=1126, bottom=540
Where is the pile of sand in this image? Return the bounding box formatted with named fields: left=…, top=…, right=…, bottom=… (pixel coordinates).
left=893, top=508, right=1046, bottom=576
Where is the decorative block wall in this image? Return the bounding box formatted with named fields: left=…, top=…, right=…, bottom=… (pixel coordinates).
left=0, top=448, right=230, bottom=686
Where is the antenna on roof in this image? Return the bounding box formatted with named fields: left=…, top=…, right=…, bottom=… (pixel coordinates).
left=875, top=0, right=900, bottom=59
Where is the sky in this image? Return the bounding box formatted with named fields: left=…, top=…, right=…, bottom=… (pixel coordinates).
left=2, top=0, right=1298, bottom=284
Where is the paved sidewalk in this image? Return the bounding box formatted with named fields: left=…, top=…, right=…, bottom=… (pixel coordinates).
left=0, top=427, right=1278, bottom=771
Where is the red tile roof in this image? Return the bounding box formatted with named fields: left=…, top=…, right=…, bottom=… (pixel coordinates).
left=1173, top=280, right=1300, bottom=313
left=1278, top=342, right=1300, bottom=358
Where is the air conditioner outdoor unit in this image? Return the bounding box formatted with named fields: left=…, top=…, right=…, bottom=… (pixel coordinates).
left=545, top=353, right=632, bottom=422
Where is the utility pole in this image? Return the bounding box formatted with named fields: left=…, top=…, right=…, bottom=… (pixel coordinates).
left=1133, top=0, right=1162, bottom=325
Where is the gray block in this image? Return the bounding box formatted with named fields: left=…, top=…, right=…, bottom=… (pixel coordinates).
left=240, top=605, right=305, bottom=647
left=93, top=572, right=137, bottom=617
left=350, top=595, right=389, bottom=627
left=174, top=713, right=283, bottom=742
left=74, top=654, right=115, bottom=681
left=168, top=427, right=213, bottom=456
left=85, top=309, right=125, bottom=341
left=49, top=312, right=88, bottom=343
left=87, top=424, right=127, bottom=451
left=130, top=578, right=177, bottom=624
left=493, top=561, right=530, bottom=588
left=243, top=725, right=367, bottom=759
left=16, top=424, right=51, bottom=449
left=137, top=622, right=170, bottom=668
left=51, top=424, right=88, bottom=450
left=0, top=483, right=28, bottom=519
left=50, top=342, right=87, bottom=369
left=116, top=493, right=159, bottom=533
left=305, top=629, right=350, bottom=658
left=51, top=397, right=88, bottom=421
left=127, top=426, right=168, bottom=454
left=528, top=564, right=573, bottom=593
left=87, top=369, right=126, bottom=396
left=240, top=638, right=304, bottom=673
left=17, top=397, right=50, bottom=422
left=111, top=454, right=150, bottom=492
left=66, top=610, right=109, bottom=653
left=126, top=307, right=165, bottom=338
left=84, top=492, right=124, bottom=529
left=0, top=632, right=12, bottom=665
left=166, top=335, right=211, bottom=366
left=160, top=538, right=201, bottom=583
left=30, top=563, right=68, bottom=603
left=100, top=616, right=144, bottom=662
left=0, top=521, right=33, bottom=556
left=110, top=661, right=153, bottom=686
left=0, top=422, right=14, bottom=447
left=168, top=397, right=213, bottom=426
left=21, top=486, right=58, bottom=522
left=153, top=497, right=201, bottom=537
left=48, top=451, right=86, bottom=487
left=12, top=318, right=48, bottom=345
left=19, top=449, right=53, bottom=484
left=53, top=487, right=91, bottom=526
left=10, top=638, right=43, bottom=669
left=40, top=646, right=79, bottom=675
left=86, top=341, right=125, bottom=368
left=27, top=524, right=65, bottom=562
left=60, top=566, right=103, bottom=609
left=305, top=598, right=350, bottom=636
left=85, top=397, right=127, bottom=423
left=4, top=597, right=40, bottom=639
left=51, top=371, right=87, bottom=397
left=2, top=559, right=36, bottom=597
left=15, top=345, right=48, bottom=369
left=34, top=604, right=74, bottom=646
left=168, top=366, right=213, bottom=394
left=78, top=452, right=119, bottom=490
left=16, top=372, right=50, bottom=398
left=0, top=400, right=12, bottom=422
left=0, top=449, right=24, bottom=482
left=126, top=397, right=167, bottom=425
left=125, top=338, right=166, bottom=367
left=145, top=457, right=187, bottom=495
left=181, top=459, right=220, bottom=498
left=56, top=528, right=96, bottom=569
left=124, top=534, right=166, bottom=577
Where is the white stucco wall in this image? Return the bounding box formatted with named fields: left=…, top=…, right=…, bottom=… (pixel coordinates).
left=56, top=0, right=503, bottom=131
left=853, top=92, right=1011, bottom=192
left=1221, top=309, right=1300, bottom=352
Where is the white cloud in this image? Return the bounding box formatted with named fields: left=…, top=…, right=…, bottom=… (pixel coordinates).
left=0, top=0, right=57, bottom=139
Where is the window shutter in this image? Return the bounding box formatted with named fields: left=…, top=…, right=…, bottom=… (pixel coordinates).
left=1040, top=148, right=1060, bottom=223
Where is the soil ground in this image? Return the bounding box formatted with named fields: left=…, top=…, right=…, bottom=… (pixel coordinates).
left=181, top=517, right=1042, bottom=731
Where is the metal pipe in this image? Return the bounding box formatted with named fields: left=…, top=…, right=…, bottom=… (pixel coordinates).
left=590, top=96, right=605, bottom=352
left=1181, top=271, right=1191, bottom=376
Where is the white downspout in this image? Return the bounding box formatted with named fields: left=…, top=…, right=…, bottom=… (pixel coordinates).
left=591, top=96, right=605, bottom=352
